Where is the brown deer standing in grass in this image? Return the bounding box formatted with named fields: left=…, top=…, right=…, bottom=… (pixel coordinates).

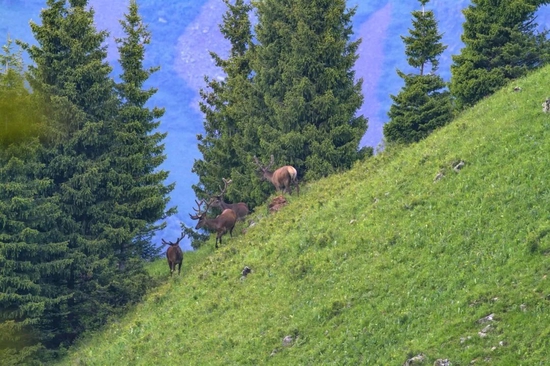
left=209, top=178, right=249, bottom=221
left=253, top=155, right=299, bottom=195
left=189, top=199, right=237, bottom=248
left=162, top=233, right=184, bottom=276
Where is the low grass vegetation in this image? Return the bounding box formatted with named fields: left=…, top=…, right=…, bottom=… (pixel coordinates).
left=57, top=66, right=550, bottom=365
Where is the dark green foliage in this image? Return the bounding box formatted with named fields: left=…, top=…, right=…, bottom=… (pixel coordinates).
left=193, top=0, right=369, bottom=210
left=385, top=73, right=452, bottom=144
left=0, top=131, right=70, bottom=366
left=401, top=0, right=446, bottom=76
left=113, top=0, right=175, bottom=261
left=252, top=0, right=368, bottom=182
left=5, top=0, right=164, bottom=357
left=0, top=39, right=70, bottom=365
left=384, top=0, right=452, bottom=145
left=181, top=222, right=209, bottom=250
left=22, top=0, right=125, bottom=344
left=450, top=0, right=550, bottom=110
left=192, top=0, right=256, bottom=205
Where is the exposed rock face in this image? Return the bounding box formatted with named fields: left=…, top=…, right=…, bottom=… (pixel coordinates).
left=240, top=266, right=252, bottom=281
left=403, top=353, right=425, bottom=366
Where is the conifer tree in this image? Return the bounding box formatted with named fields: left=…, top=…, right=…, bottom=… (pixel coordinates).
left=384, top=0, right=452, bottom=144
left=0, top=39, right=70, bottom=365
left=113, top=0, right=175, bottom=262
left=21, top=0, right=150, bottom=345
left=252, top=0, right=369, bottom=182
left=450, top=0, right=550, bottom=110
left=192, top=0, right=258, bottom=205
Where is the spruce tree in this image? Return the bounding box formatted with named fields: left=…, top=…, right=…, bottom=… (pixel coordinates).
left=21, top=0, right=150, bottom=345
left=384, top=0, right=452, bottom=144
left=450, top=0, right=550, bottom=110
left=252, top=0, right=369, bottom=182
left=113, top=0, right=175, bottom=262
left=0, top=40, right=70, bottom=365
left=192, top=0, right=258, bottom=206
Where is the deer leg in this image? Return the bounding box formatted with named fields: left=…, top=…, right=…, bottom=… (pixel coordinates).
left=178, top=262, right=182, bottom=275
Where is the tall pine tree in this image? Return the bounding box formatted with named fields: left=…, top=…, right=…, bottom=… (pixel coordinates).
left=0, top=39, right=70, bottom=365
left=193, top=0, right=370, bottom=208
left=251, top=0, right=369, bottom=182
left=192, top=0, right=258, bottom=205
left=21, top=0, right=151, bottom=346
left=450, top=0, right=550, bottom=110
left=383, top=0, right=452, bottom=144
left=113, top=0, right=175, bottom=263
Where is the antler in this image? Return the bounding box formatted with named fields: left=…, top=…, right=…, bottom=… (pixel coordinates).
left=218, top=178, right=232, bottom=198
left=162, top=232, right=185, bottom=246
left=253, top=155, right=263, bottom=169
left=253, top=155, right=274, bottom=172
left=175, top=232, right=185, bottom=244
left=193, top=199, right=205, bottom=213
left=190, top=199, right=204, bottom=220
left=189, top=198, right=212, bottom=220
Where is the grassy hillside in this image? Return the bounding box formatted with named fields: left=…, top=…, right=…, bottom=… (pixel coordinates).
left=57, top=66, right=550, bottom=365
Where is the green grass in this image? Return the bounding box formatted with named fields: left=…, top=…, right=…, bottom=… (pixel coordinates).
left=57, top=66, right=550, bottom=365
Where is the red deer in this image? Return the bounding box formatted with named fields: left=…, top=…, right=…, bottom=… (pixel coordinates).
left=253, top=155, right=299, bottom=195
left=189, top=199, right=237, bottom=248
left=209, top=178, right=249, bottom=221
left=162, top=233, right=184, bottom=276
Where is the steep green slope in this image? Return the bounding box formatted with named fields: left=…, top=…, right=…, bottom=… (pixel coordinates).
left=58, top=66, right=550, bottom=365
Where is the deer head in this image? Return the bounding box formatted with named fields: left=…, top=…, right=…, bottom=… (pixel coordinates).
left=189, top=198, right=238, bottom=248
left=209, top=178, right=250, bottom=221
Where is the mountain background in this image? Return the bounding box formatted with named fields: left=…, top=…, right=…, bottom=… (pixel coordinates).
left=1, top=0, right=549, bottom=250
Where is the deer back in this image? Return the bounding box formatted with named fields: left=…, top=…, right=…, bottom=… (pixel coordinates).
left=166, top=244, right=183, bottom=263
left=285, top=166, right=298, bottom=182
left=210, top=196, right=249, bottom=219
left=165, top=242, right=183, bottom=276
left=217, top=209, right=238, bottom=231
left=195, top=208, right=237, bottom=232
left=162, top=234, right=185, bottom=265
left=209, top=178, right=250, bottom=220
left=272, top=166, right=294, bottom=187
left=231, top=202, right=250, bottom=219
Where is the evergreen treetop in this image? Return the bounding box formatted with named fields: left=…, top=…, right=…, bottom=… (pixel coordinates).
left=450, top=0, right=550, bottom=109
left=192, top=0, right=257, bottom=206
left=114, top=0, right=175, bottom=261
left=384, top=0, right=452, bottom=145
left=251, top=0, right=369, bottom=182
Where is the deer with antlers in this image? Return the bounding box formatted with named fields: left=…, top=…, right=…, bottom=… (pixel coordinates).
left=209, top=178, right=249, bottom=221
left=162, top=233, right=185, bottom=276
left=253, top=155, right=299, bottom=195
left=189, top=199, right=237, bottom=248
